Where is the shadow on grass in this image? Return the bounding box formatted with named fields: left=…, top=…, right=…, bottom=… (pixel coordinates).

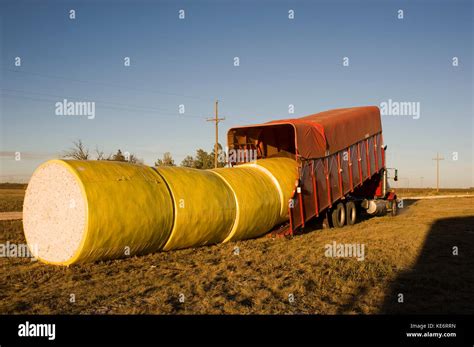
left=379, top=215, right=474, bottom=314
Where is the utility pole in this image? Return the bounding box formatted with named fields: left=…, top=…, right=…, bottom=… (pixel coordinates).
left=206, top=100, right=225, bottom=168
left=432, top=152, right=444, bottom=192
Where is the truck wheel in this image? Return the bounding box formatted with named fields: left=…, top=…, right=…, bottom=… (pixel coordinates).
left=346, top=201, right=357, bottom=225
left=331, top=203, right=346, bottom=228
left=391, top=199, right=398, bottom=216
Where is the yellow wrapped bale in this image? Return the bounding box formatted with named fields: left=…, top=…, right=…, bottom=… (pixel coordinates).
left=241, top=157, right=298, bottom=223
left=211, top=166, right=280, bottom=242
left=23, top=157, right=299, bottom=265
left=23, top=160, right=174, bottom=265
left=155, top=166, right=236, bottom=250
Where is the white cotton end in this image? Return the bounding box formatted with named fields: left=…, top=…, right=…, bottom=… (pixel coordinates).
left=23, top=161, right=87, bottom=264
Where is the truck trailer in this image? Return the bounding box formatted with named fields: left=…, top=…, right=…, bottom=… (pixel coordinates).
left=227, top=106, right=398, bottom=235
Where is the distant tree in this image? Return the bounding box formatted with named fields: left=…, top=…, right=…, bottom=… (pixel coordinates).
left=62, top=139, right=90, bottom=160
left=180, top=144, right=226, bottom=169
left=99, top=149, right=142, bottom=164
left=127, top=154, right=143, bottom=165
left=180, top=155, right=195, bottom=168
left=193, top=149, right=214, bottom=169
left=64, top=141, right=142, bottom=163
left=95, top=146, right=106, bottom=160
left=155, top=152, right=176, bottom=166
left=111, top=149, right=126, bottom=162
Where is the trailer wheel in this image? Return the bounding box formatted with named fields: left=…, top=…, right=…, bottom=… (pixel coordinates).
left=346, top=201, right=357, bottom=225
left=331, top=203, right=346, bottom=228
left=391, top=199, right=398, bottom=217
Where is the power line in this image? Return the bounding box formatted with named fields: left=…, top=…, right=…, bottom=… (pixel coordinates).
left=3, top=69, right=271, bottom=124
left=2, top=87, right=181, bottom=113
left=0, top=92, right=206, bottom=119
left=3, top=67, right=216, bottom=102
left=1, top=91, right=265, bottom=130
left=3, top=69, right=270, bottom=124
left=1, top=88, right=205, bottom=118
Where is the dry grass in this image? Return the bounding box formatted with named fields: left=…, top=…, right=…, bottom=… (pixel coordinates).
left=396, top=187, right=474, bottom=197
left=0, top=196, right=473, bottom=315
left=0, top=188, right=25, bottom=212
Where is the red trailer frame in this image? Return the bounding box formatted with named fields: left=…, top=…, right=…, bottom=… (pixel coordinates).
left=227, top=106, right=397, bottom=236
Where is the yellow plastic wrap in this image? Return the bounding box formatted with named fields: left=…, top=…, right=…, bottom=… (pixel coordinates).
left=155, top=166, right=236, bottom=250
left=27, top=160, right=174, bottom=265
left=241, top=157, right=298, bottom=223
left=24, top=157, right=299, bottom=265
left=211, top=166, right=280, bottom=242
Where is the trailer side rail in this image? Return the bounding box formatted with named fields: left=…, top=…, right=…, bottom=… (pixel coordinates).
left=288, top=132, right=384, bottom=233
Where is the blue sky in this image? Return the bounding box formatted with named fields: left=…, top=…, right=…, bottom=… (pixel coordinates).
left=1, top=0, right=472, bottom=187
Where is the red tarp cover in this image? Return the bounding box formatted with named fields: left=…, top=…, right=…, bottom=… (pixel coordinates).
left=228, top=106, right=382, bottom=159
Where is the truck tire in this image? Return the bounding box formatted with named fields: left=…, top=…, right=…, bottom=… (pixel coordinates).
left=331, top=203, right=346, bottom=228
left=346, top=201, right=357, bottom=225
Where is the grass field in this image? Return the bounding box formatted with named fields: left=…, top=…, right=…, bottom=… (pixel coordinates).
left=1, top=185, right=473, bottom=314
left=394, top=187, right=474, bottom=197
left=0, top=186, right=26, bottom=213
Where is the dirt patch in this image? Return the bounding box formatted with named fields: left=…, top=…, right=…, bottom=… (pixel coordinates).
left=0, top=212, right=22, bottom=221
